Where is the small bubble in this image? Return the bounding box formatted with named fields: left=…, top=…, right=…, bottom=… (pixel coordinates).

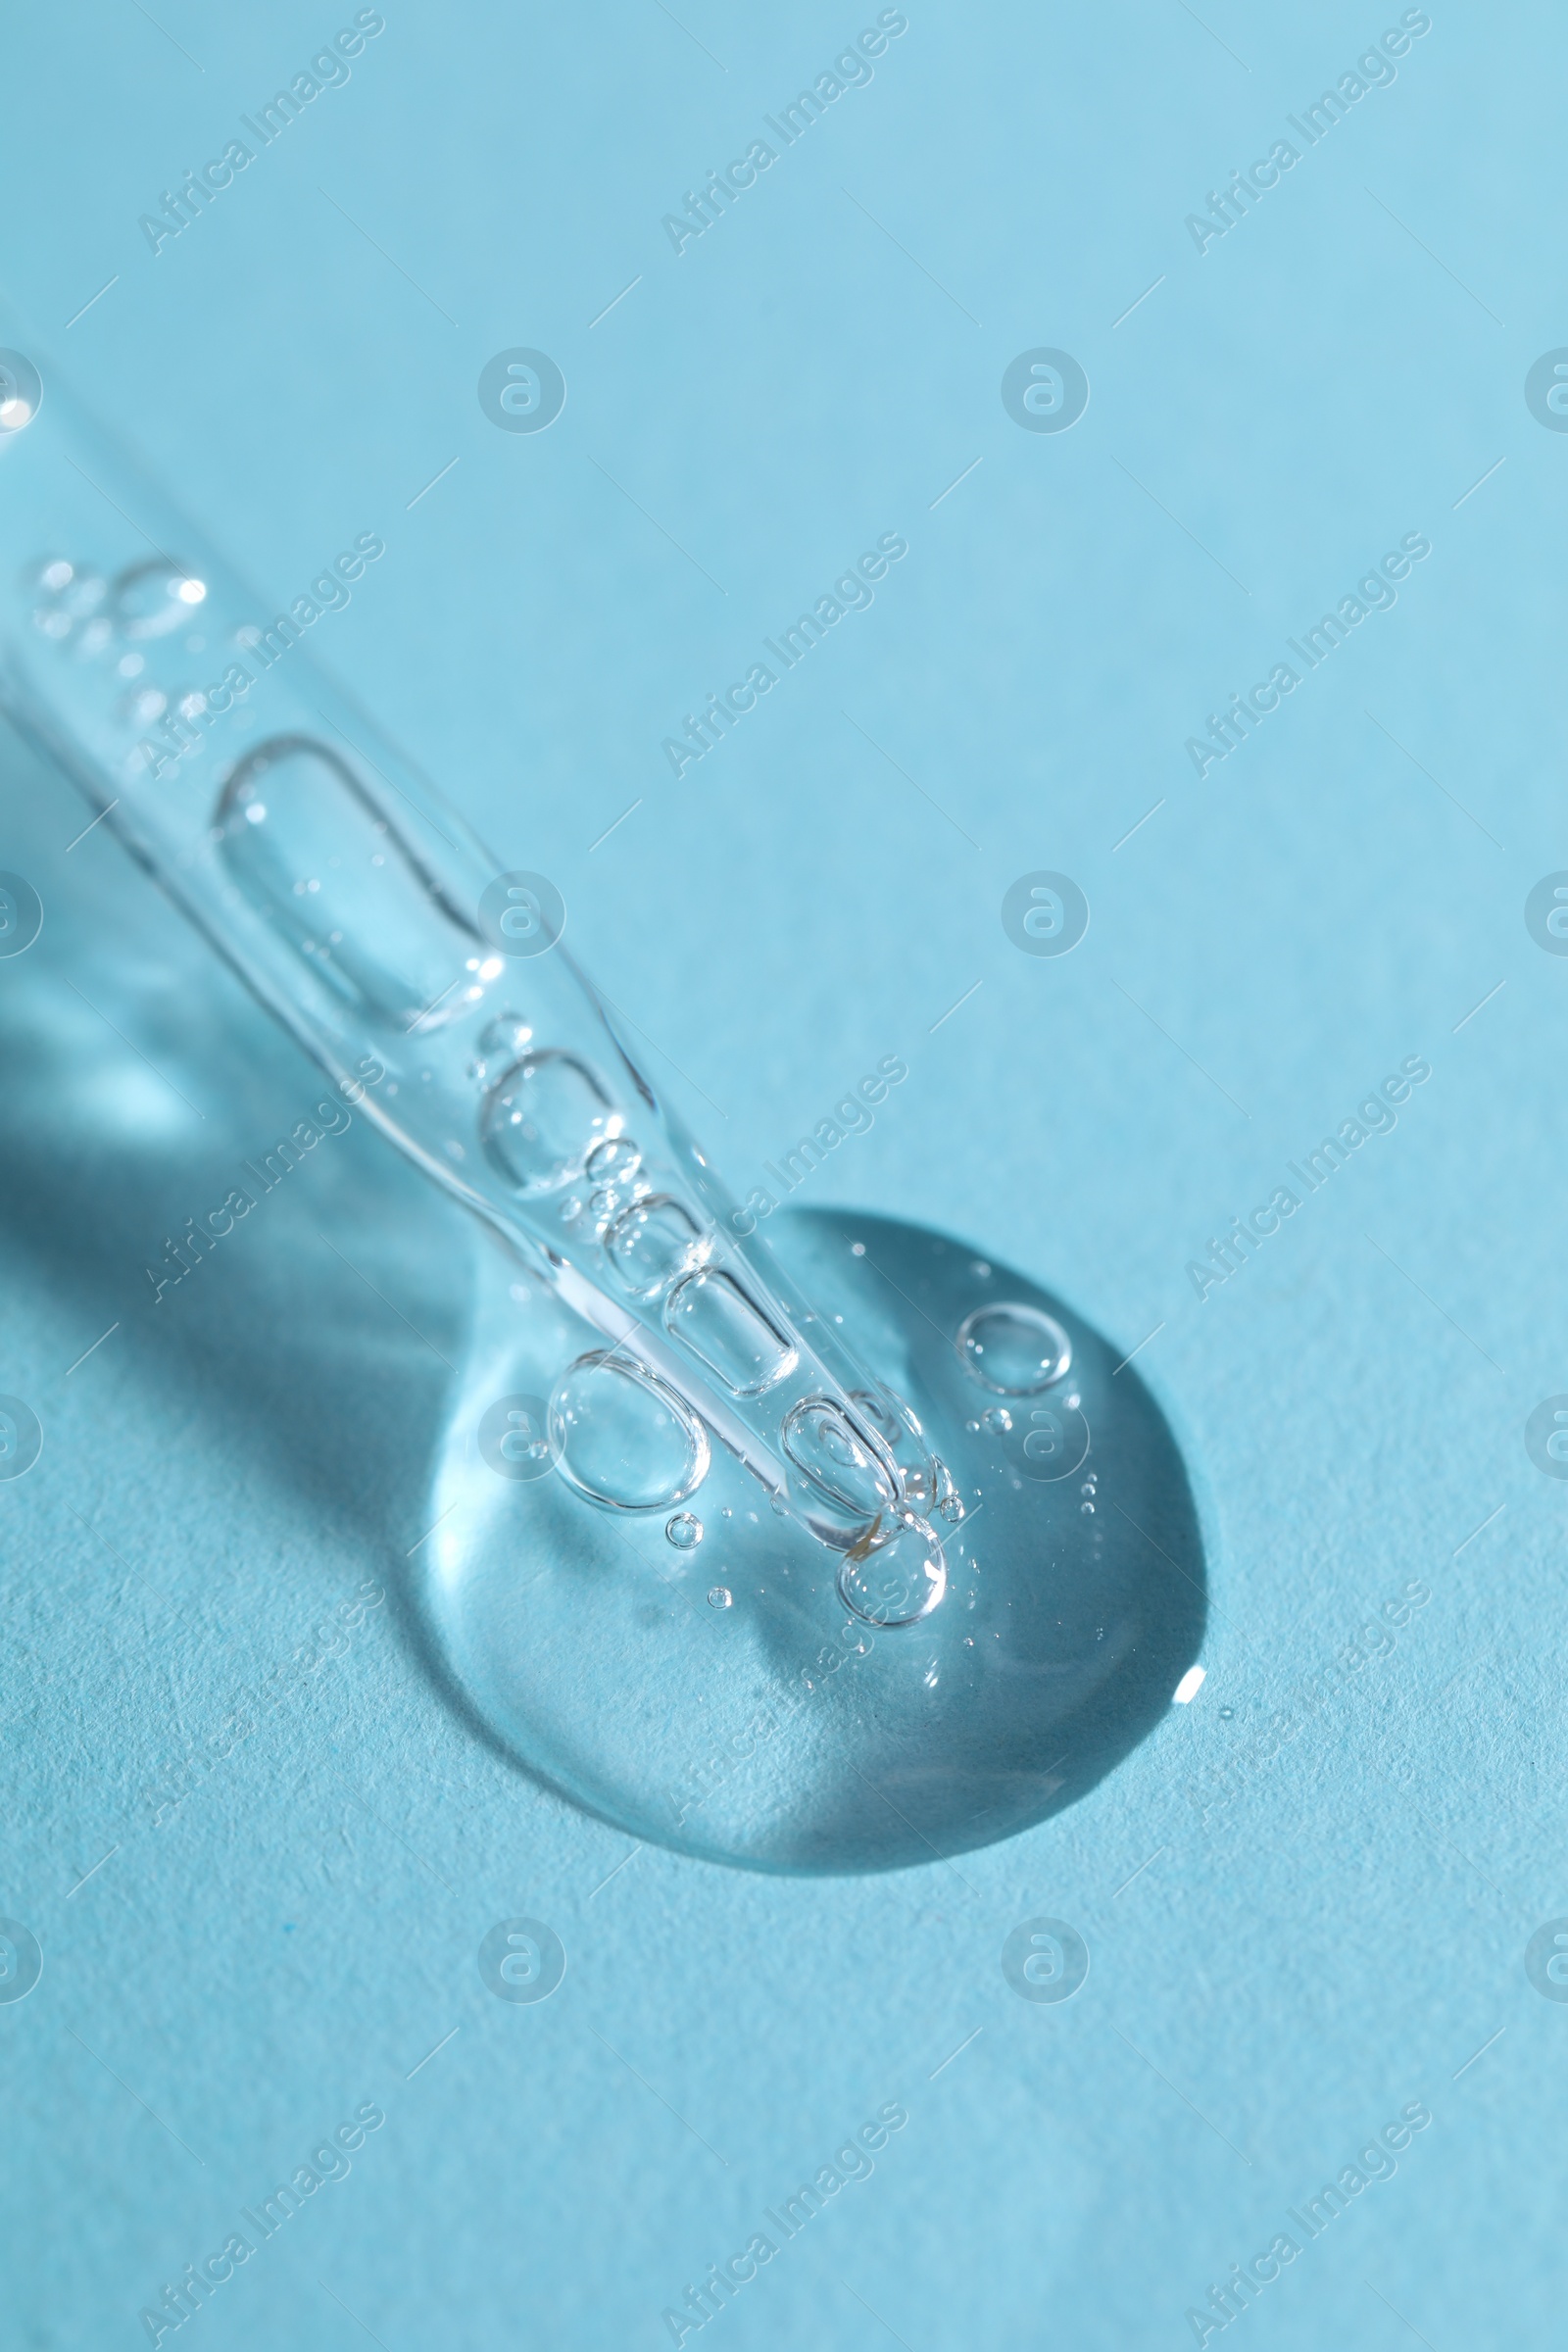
left=964, top=1419, right=981, bottom=1434
left=586, top=1134, right=640, bottom=1184
left=119, top=685, right=166, bottom=726
left=851, top=1241, right=866, bottom=1256
left=957, top=1302, right=1071, bottom=1395
left=707, top=1586, right=732, bottom=1609
left=1219, top=1706, right=1234, bottom=1720
left=666, top=1512, right=703, bottom=1549
left=981, top=1406, right=1013, bottom=1435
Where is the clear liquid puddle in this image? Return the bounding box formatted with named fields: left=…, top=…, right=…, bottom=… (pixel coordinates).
left=419, top=1208, right=1206, bottom=1874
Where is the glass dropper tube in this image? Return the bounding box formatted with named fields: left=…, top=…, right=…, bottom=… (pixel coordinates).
left=0, top=313, right=954, bottom=1628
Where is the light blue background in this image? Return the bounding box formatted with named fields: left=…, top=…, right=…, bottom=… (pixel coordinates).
left=2, top=3, right=1566, bottom=2344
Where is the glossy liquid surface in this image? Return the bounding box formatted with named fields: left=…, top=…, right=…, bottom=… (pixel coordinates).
left=420, top=1208, right=1207, bottom=1873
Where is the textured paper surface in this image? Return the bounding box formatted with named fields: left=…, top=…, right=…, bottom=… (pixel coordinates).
left=0, top=6, right=1562, bottom=2345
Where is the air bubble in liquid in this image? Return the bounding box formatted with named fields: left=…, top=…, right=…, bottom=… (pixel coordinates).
left=849, top=1386, right=947, bottom=1516
left=956, top=1302, right=1072, bottom=1395
left=666, top=1512, right=703, bottom=1548
left=118, top=685, right=168, bottom=728
left=605, top=1194, right=708, bottom=1298
left=782, top=1397, right=895, bottom=1527
left=216, top=735, right=483, bottom=1030
left=586, top=1135, right=641, bottom=1184
left=481, top=1052, right=619, bottom=1195
left=548, top=1350, right=709, bottom=1510
left=838, top=1513, right=947, bottom=1628
left=34, top=564, right=106, bottom=634
left=708, top=1587, right=732, bottom=1609
left=477, top=1011, right=533, bottom=1069
left=112, top=558, right=206, bottom=638
left=663, top=1268, right=797, bottom=1397
left=982, top=1406, right=1013, bottom=1435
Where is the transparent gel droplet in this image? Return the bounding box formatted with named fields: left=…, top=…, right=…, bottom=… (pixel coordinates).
left=216, top=735, right=482, bottom=1029
left=956, top=1302, right=1072, bottom=1394
left=666, top=1512, right=703, bottom=1548
left=481, top=1052, right=618, bottom=1194
left=423, top=1208, right=1206, bottom=1875
left=548, top=1350, right=709, bottom=1510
